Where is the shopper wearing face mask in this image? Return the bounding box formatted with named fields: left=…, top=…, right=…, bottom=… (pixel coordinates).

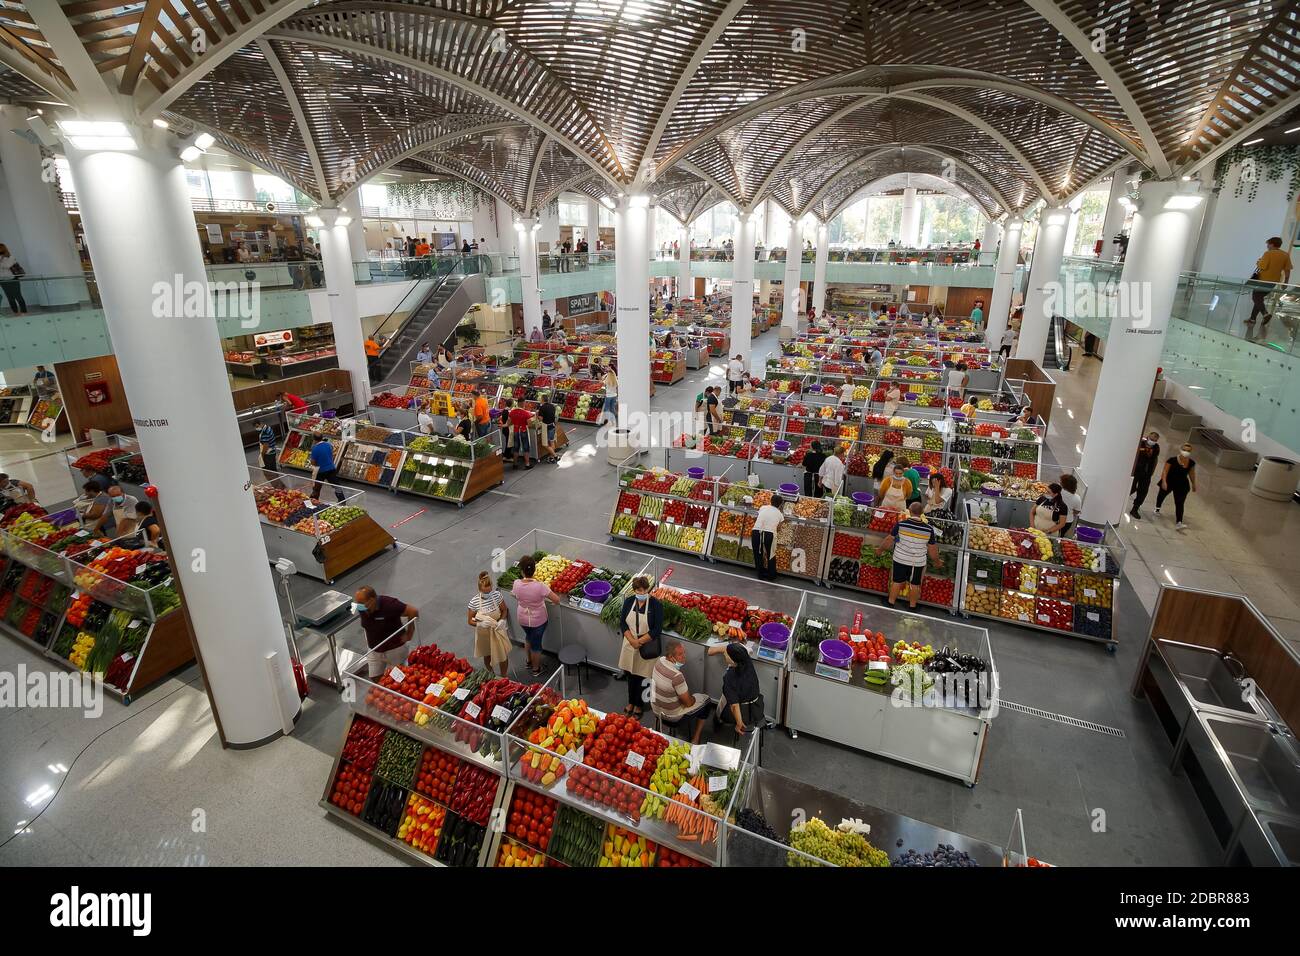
left=353, top=586, right=419, bottom=677
left=618, top=576, right=661, bottom=719
left=1129, top=430, right=1161, bottom=520
left=1155, top=444, right=1198, bottom=531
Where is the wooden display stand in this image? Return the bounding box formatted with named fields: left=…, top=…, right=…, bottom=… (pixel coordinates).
left=116, top=611, right=194, bottom=702
left=460, top=451, right=505, bottom=503
left=318, top=514, right=397, bottom=582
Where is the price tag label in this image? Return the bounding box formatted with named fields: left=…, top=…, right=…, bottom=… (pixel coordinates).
left=625, top=751, right=645, bottom=770
left=976, top=570, right=988, bottom=579
left=120, top=652, right=134, bottom=662
left=126, top=620, right=141, bottom=629
left=623, top=508, right=632, bottom=514
left=492, top=704, right=514, bottom=724
left=728, top=619, right=742, bottom=629
left=665, top=516, right=675, bottom=524
left=388, top=667, right=405, bottom=683
left=136, top=564, right=148, bottom=576
left=463, top=701, right=481, bottom=719
left=708, top=775, right=728, bottom=793
left=75, top=530, right=89, bottom=538
left=678, top=781, right=700, bottom=801
left=848, top=632, right=866, bottom=643
left=1044, top=575, right=1058, bottom=584
left=1038, top=613, right=1050, bottom=623
left=425, top=683, right=444, bottom=698
left=807, top=619, right=825, bottom=630
left=1017, top=613, right=1029, bottom=621
left=1083, top=588, right=1097, bottom=598
left=453, top=687, right=470, bottom=700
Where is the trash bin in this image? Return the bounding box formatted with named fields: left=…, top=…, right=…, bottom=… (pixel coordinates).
left=605, top=427, right=639, bottom=465
left=1250, top=456, right=1298, bottom=501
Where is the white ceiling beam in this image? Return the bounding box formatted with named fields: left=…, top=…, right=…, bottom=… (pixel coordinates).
left=1182, top=88, right=1300, bottom=176
left=139, top=0, right=318, bottom=119
left=261, top=28, right=626, bottom=195
left=0, top=37, right=76, bottom=105
left=523, top=133, right=550, bottom=213
left=255, top=38, right=329, bottom=201
left=24, top=0, right=119, bottom=115
left=367, top=121, right=528, bottom=183
left=892, top=92, right=1054, bottom=200
left=1023, top=0, right=1171, bottom=177
left=677, top=159, right=741, bottom=209
left=635, top=0, right=749, bottom=177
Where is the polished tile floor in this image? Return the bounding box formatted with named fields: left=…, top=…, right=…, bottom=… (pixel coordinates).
left=7, top=331, right=1293, bottom=867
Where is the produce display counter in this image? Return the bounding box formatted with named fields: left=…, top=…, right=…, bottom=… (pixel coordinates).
left=650, top=346, right=685, bottom=385
left=637, top=557, right=801, bottom=726
left=337, top=421, right=408, bottom=490
left=512, top=340, right=615, bottom=373
left=960, top=522, right=1126, bottom=647
left=710, top=484, right=830, bottom=586
left=954, top=454, right=1052, bottom=528
left=0, top=385, right=34, bottom=426
left=824, top=501, right=965, bottom=612
left=950, top=420, right=1044, bottom=482
left=27, top=392, right=64, bottom=432
left=364, top=389, right=428, bottom=431
left=262, top=349, right=338, bottom=378
left=0, top=521, right=191, bottom=703
left=65, top=435, right=139, bottom=491
left=785, top=591, right=996, bottom=786
left=396, top=432, right=504, bottom=506
left=250, top=469, right=395, bottom=583
left=276, top=411, right=344, bottom=472
left=858, top=414, right=951, bottom=472
left=496, top=529, right=648, bottom=662
left=224, top=354, right=264, bottom=379
left=609, top=464, right=719, bottom=558
left=724, top=766, right=1014, bottom=866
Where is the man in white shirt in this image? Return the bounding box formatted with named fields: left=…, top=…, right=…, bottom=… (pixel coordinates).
left=416, top=343, right=433, bottom=365
left=416, top=406, right=435, bottom=435
left=999, top=326, right=1015, bottom=357
left=751, top=494, right=785, bottom=581
left=727, top=354, right=745, bottom=394
left=818, top=447, right=846, bottom=499
left=839, top=380, right=856, bottom=405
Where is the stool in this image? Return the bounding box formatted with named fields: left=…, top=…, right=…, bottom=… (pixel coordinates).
left=558, top=644, right=587, bottom=694
left=653, top=711, right=690, bottom=741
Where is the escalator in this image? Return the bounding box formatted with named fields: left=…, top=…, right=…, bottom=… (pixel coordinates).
left=370, top=258, right=487, bottom=383
left=1043, top=314, right=1072, bottom=371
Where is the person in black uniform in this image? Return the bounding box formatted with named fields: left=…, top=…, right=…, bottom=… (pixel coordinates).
left=802, top=440, right=826, bottom=498
left=1129, top=430, right=1161, bottom=520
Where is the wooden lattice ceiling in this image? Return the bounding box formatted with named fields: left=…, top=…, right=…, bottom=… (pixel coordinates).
left=0, top=0, right=1295, bottom=217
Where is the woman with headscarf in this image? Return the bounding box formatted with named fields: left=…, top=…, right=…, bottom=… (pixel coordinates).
left=708, top=642, right=762, bottom=735
left=618, top=576, right=661, bottom=718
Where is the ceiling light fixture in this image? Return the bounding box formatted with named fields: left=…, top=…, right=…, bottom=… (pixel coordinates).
left=334, top=216, right=353, bottom=227
left=305, top=214, right=324, bottom=228
left=1243, top=137, right=1264, bottom=146
left=1163, top=194, right=1203, bottom=210
left=180, top=145, right=203, bottom=162
left=56, top=119, right=137, bottom=151
left=152, top=118, right=169, bottom=129
left=1285, top=126, right=1300, bottom=135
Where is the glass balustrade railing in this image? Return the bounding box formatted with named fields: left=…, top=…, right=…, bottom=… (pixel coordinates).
left=1059, top=256, right=1300, bottom=355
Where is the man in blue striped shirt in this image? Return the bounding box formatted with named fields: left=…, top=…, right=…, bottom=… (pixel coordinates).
left=883, top=501, right=940, bottom=609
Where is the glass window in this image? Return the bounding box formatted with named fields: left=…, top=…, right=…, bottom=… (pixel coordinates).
left=558, top=196, right=587, bottom=226
left=252, top=174, right=297, bottom=204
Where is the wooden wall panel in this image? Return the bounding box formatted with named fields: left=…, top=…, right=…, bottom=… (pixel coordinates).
left=1003, top=358, right=1057, bottom=427
left=53, top=354, right=133, bottom=439
left=944, top=287, right=992, bottom=319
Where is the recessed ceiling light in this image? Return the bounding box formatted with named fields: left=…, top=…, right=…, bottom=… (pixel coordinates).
left=1243, top=137, right=1264, bottom=146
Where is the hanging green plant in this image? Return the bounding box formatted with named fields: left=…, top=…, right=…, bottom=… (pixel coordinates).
left=1212, top=144, right=1300, bottom=202
left=384, top=179, right=488, bottom=218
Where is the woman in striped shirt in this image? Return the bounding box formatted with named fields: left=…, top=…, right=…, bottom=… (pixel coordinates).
left=467, top=572, right=511, bottom=676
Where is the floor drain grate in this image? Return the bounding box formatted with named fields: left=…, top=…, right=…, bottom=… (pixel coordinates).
left=999, top=700, right=1127, bottom=738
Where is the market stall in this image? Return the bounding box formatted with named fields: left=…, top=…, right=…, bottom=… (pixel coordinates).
left=784, top=590, right=997, bottom=786
left=960, top=521, right=1126, bottom=648
left=710, top=483, right=831, bottom=585
left=262, top=348, right=338, bottom=378
left=0, top=384, right=34, bottom=426
left=650, top=346, right=685, bottom=385
left=276, top=411, right=345, bottom=472
left=337, top=421, right=408, bottom=490
left=250, top=468, right=396, bottom=583
left=0, top=509, right=192, bottom=703
left=609, top=464, right=721, bottom=558
left=395, top=431, right=504, bottom=505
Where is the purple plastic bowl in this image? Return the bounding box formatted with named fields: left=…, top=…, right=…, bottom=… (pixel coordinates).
left=914, top=465, right=931, bottom=479
left=47, top=508, right=77, bottom=527
left=851, top=492, right=875, bottom=505
left=1075, top=526, right=1104, bottom=544
left=950, top=412, right=967, bottom=420
left=773, top=440, right=791, bottom=452
left=819, top=639, right=853, bottom=669
left=583, top=579, right=613, bottom=602
left=321, top=410, right=337, bottom=419
left=687, top=467, right=706, bottom=479
left=980, top=487, right=1003, bottom=497
left=758, top=622, right=790, bottom=650
left=779, top=483, right=799, bottom=496
left=904, top=392, right=918, bottom=401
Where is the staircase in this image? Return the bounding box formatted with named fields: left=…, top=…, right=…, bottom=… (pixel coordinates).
left=371, top=260, right=486, bottom=383
left=1042, top=314, right=1072, bottom=371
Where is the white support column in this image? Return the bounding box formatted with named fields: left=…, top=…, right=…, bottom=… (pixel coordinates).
left=65, top=133, right=298, bottom=747
left=732, top=212, right=756, bottom=370
left=614, top=195, right=651, bottom=444
left=781, top=215, right=803, bottom=335
left=516, top=216, right=542, bottom=339
left=0, top=105, right=84, bottom=304
left=316, top=207, right=371, bottom=406
left=586, top=198, right=601, bottom=253
left=1099, top=171, right=1132, bottom=260
left=811, top=221, right=829, bottom=316
left=985, top=217, right=1022, bottom=348
left=339, top=186, right=369, bottom=263
left=900, top=183, right=919, bottom=247
left=1015, top=204, right=1073, bottom=362
left=1078, top=179, right=1204, bottom=524
left=678, top=224, right=691, bottom=300
left=1062, top=196, right=1083, bottom=261
left=979, top=218, right=1000, bottom=265
left=758, top=199, right=774, bottom=304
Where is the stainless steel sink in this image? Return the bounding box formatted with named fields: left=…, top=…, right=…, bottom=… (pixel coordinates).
left=1204, top=716, right=1300, bottom=817
left=1261, top=815, right=1300, bottom=866
left=1157, top=641, right=1257, bottom=717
